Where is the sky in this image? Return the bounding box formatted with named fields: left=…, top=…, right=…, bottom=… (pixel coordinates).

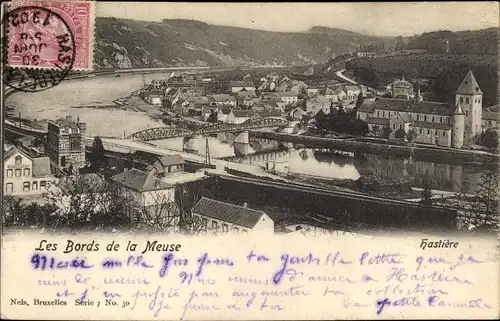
left=96, top=2, right=499, bottom=37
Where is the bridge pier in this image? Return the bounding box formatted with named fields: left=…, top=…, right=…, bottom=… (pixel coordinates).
left=234, top=131, right=249, bottom=144
left=183, top=135, right=201, bottom=154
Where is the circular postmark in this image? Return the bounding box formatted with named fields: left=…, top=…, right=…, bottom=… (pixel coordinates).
left=2, top=5, right=76, bottom=92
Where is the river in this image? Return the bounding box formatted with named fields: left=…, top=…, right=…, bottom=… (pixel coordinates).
left=6, top=72, right=488, bottom=194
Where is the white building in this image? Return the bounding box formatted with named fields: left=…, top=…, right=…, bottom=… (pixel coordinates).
left=229, top=81, right=256, bottom=93
left=278, top=92, right=299, bottom=105
left=109, top=168, right=175, bottom=208
left=191, top=197, right=274, bottom=235
left=4, top=147, right=57, bottom=196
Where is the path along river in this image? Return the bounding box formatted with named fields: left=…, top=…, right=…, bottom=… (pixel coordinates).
left=6, top=73, right=489, bottom=194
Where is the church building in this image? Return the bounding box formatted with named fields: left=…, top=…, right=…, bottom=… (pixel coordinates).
left=357, top=71, right=484, bottom=148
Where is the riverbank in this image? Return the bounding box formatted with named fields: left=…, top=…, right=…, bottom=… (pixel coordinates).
left=252, top=131, right=499, bottom=164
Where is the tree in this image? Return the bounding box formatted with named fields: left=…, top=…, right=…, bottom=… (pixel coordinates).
left=478, top=129, right=498, bottom=152
left=90, top=136, right=106, bottom=171
left=382, top=127, right=392, bottom=139
left=406, top=129, right=417, bottom=143
left=454, top=170, right=499, bottom=231
left=207, top=110, right=218, bottom=123
left=394, top=128, right=406, bottom=140
left=355, top=91, right=364, bottom=110
left=420, top=174, right=433, bottom=206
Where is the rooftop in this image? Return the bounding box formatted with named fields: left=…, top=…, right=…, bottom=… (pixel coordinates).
left=32, top=157, right=52, bottom=177
left=157, top=155, right=185, bottom=167
left=192, top=197, right=267, bottom=229
left=456, top=70, right=483, bottom=95
left=374, top=98, right=453, bottom=115
left=209, top=94, right=236, bottom=102
left=110, top=168, right=171, bottom=192
left=358, top=99, right=376, bottom=113
left=366, top=117, right=390, bottom=125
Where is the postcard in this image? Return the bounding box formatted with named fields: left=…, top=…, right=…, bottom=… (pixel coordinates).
left=1, top=1, right=499, bottom=320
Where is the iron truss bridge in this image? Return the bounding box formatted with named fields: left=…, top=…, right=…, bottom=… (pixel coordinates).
left=127, top=118, right=289, bottom=141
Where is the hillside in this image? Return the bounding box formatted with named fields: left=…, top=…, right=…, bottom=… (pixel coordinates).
left=94, top=18, right=388, bottom=69
left=345, top=53, right=498, bottom=106
left=405, top=28, right=499, bottom=54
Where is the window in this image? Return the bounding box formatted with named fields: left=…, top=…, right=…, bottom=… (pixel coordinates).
left=443, top=131, right=446, bottom=137
left=424, top=115, right=427, bottom=122
left=23, top=168, right=30, bottom=176
left=6, top=183, right=13, bottom=193
left=60, top=156, right=66, bottom=167
left=15, top=169, right=21, bottom=177
left=32, top=181, right=38, bottom=190
left=427, top=129, right=430, bottom=135
left=7, top=169, right=12, bottom=177
left=417, top=115, right=420, bottom=121
left=460, top=97, right=464, bottom=104
left=488, top=120, right=492, bottom=126
left=440, top=117, right=443, bottom=123
left=377, top=110, right=380, bottom=117
left=448, top=118, right=451, bottom=124
left=465, top=98, right=469, bottom=104
left=23, top=182, right=30, bottom=192
left=212, top=221, right=218, bottom=229
left=465, top=125, right=468, bottom=131
left=222, top=224, right=228, bottom=233
left=465, top=110, right=468, bottom=116
left=431, top=116, right=434, bottom=123
left=393, top=124, right=396, bottom=130
left=40, top=181, right=47, bottom=188
left=234, top=227, right=239, bottom=233
left=15, top=156, right=22, bottom=165
left=419, top=129, right=423, bottom=134
left=399, top=124, right=403, bottom=130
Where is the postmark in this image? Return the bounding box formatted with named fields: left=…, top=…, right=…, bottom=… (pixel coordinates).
left=2, top=0, right=95, bottom=92
left=2, top=5, right=75, bottom=92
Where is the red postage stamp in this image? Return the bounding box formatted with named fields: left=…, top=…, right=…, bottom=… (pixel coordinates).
left=7, top=0, right=95, bottom=71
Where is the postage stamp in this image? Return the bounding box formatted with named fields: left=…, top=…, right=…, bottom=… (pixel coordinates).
left=7, top=0, right=95, bottom=71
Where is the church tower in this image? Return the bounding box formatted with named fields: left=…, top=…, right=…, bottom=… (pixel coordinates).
left=452, top=103, right=465, bottom=149
left=455, top=70, right=483, bottom=146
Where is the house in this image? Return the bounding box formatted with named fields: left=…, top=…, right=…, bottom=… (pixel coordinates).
left=306, top=95, right=331, bottom=116
left=109, top=168, right=175, bottom=207
left=217, top=107, right=233, bottom=122
left=278, top=91, right=299, bottom=105
left=344, top=85, right=361, bottom=101
left=258, top=109, right=282, bottom=118
left=289, top=107, right=304, bottom=120
left=482, top=107, right=498, bottom=132
left=386, top=76, right=414, bottom=98
left=4, top=146, right=56, bottom=196
left=191, top=197, right=274, bottom=235
left=357, top=99, right=377, bottom=121
left=266, top=72, right=280, bottom=82
left=318, top=87, right=335, bottom=101
left=236, top=90, right=259, bottom=107
left=208, top=94, right=237, bottom=107
left=229, top=81, right=256, bottom=93
left=332, top=87, right=347, bottom=102
left=260, top=92, right=279, bottom=101
left=149, top=155, right=185, bottom=177
left=307, top=86, right=319, bottom=95
left=226, top=109, right=250, bottom=124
